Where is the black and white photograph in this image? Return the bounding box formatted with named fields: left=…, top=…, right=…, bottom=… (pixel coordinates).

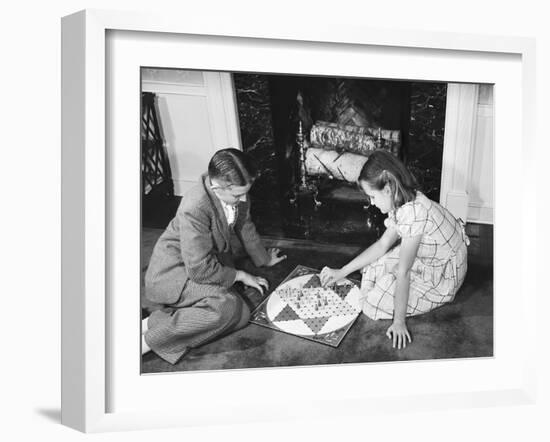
left=139, top=68, right=494, bottom=373
left=3, top=0, right=548, bottom=437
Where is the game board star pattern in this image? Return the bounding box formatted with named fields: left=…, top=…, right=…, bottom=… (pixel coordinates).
left=302, top=274, right=323, bottom=288
left=332, top=284, right=353, bottom=300
left=251, top=266, right=362, bottom=346
left=273, top=304, right=301, bottom=322
left=302, top=316, right=331, bottom=334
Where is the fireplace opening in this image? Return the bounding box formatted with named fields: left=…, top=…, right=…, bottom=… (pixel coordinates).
left=234, top=73, right=447, bottom=246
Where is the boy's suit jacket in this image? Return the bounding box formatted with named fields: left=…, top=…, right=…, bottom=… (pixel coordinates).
left=145, top=173, right=270, bottom=305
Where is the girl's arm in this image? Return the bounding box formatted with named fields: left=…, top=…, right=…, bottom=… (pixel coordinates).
left=386, top=234, right=422, bottom=349
left=321, top=227, right=399, bottom=285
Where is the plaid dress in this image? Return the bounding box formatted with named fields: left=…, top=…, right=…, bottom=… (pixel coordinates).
left=360, top=192, right=469, bottom=320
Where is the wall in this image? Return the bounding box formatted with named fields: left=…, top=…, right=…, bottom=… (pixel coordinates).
left=440, top=83, right=494, bottom=224
left=468, top=84, right=494, bottom=223
left=142, top=68, right=242, bottom=195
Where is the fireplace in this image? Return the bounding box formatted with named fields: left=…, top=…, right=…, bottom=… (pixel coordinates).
left=234, top=73, right=447, bottom=246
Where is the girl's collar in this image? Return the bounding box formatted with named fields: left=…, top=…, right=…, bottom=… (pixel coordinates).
left=389, top=191, right=421, bottom=218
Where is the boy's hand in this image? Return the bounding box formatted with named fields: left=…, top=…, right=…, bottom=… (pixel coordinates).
left=235, top=270, right=269, bottom=295
left=386, top=320, right=412, bottom=349
left=265, top=248, right=287, bottom=267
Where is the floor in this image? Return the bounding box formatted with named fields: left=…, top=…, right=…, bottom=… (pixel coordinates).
left=141, top=224, right=493, bottom=374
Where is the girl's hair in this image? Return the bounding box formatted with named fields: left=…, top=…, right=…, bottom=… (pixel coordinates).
left=208, top=148, right=258, bottom=186
left=358, top=149, right=418, bottom=208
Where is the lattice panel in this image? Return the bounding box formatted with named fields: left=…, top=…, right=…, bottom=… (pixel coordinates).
left=141, top=92, right=173, bottom=197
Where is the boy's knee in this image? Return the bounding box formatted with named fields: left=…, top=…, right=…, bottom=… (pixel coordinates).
left=235, top=301, right=250, bottom=330
left=214, top=293, right=244, bottom=327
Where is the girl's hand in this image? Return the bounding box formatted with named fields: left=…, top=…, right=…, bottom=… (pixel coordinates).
left=319, top=267, right=344, bottom=287
left=236, top=271, right=269, bottom=295
left=265, top=248, right=287, bottom=267
left=386, top=321, right=412, bottom=349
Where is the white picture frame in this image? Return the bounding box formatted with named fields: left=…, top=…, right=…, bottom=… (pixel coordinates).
left=61, top=9, right=537, bottom=433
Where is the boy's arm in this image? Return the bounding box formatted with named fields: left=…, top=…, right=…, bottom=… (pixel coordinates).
left=235, top=203, right=270, bottom=267
left=178, top=208, right=237, bottom=287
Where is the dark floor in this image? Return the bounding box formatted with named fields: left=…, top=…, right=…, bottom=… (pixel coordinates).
left=141, top=224, right=493, bottom=374
left=143, top=192, right=385, bottom=247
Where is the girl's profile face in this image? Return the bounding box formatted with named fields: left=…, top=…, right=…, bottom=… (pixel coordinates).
left=360, top=181, right=393, bottom=214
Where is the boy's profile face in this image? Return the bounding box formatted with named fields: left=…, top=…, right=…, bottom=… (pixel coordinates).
left=211, top=180, right=251, bottom=206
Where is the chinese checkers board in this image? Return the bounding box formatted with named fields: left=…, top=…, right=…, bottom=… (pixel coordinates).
left=250, top=265, right=362, bottom=347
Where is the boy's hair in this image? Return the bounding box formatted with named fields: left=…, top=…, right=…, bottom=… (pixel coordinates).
left=358, top=149, right=418, bottom=208
left=208, top=148, right=258, bottom=186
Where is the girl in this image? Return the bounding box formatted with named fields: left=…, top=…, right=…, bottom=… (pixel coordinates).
left=320, top=150, right=469, bottom=350
left=143, top=148, right=286, bottom=364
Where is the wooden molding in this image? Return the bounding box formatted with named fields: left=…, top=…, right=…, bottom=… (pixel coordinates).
left=440, top=83, right=480, bottom=220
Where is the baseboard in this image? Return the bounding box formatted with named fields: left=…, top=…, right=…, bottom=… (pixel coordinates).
left=467, top=202, right=494, bottom=224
